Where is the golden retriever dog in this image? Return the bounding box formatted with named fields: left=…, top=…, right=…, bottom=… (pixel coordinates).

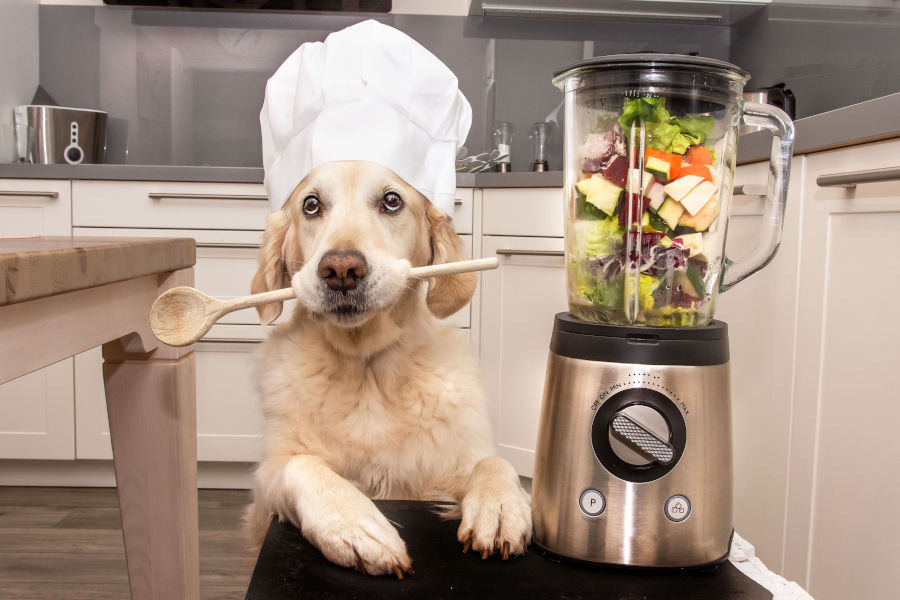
left=244, top=160, right=532, bottom=577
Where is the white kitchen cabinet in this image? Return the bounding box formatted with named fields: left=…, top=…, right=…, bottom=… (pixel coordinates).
left=0, top=179, right=71, bottom=236
left=479, top=233, right=567, bottom=477
left=781, top=139, right=900, bottom=600
left=714, top=157, right=805, bottom=569
left=75, top=341, right=266, bottom=462
left=0, top=179, right=75, bottom=460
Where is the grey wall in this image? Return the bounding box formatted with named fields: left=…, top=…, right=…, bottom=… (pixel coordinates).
left=1, top=0, right=39, bottom=162
left=730, top=4, right=900, bottom=119
left=35, top=3, right=900, bottom=168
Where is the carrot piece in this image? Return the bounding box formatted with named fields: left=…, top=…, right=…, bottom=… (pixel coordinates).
left=677, top=163, right=713, bottom=183
left=644, top=148, right=682, bottom=180
left=684, top=145, right=714, bottom=166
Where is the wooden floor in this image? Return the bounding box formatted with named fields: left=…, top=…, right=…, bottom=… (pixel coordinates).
left=0, top=486, right=256, bottom=600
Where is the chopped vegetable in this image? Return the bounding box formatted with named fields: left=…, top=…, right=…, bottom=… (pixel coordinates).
left=678, top=181, right=717, bottom=216
left=664, top=175, right=704, bottom=202
left=582, top=174, right=624, bottom=216
left=569, top=95, right=724, bottom=325
left=677, top=163, right=714, bottom=183
left=657, top=198, right=686, bottom=230
left=677, top=197, right=719, bottom=231
left=684, top=145, right=714, bottom=166
left=644, top=148, right=682, bottom=181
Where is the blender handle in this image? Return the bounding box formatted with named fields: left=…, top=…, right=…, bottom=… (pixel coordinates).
left=720, top=101, right=795, bottom=293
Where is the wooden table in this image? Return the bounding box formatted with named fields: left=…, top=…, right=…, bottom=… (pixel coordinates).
left=0, top=236, right=199, bottom=600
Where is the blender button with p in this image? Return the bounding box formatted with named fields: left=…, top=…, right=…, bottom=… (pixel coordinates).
left=579, top=489, right=606, bottom=516
left=665, top=494, right=691, bottom=522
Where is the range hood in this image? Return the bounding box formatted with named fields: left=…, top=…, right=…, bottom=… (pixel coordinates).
left=468, top=0, right=767, bottom=25
left=103, top=0, right=391, bottom=13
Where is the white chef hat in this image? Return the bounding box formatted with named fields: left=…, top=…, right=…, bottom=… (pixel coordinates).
left=260, top=19, right=471, bottom=216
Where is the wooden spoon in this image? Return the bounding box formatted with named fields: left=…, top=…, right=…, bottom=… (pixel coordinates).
left=150, top=257, right=499, bottom=347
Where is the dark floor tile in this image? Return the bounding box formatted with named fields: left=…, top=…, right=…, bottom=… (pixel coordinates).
left=200, top=554, right=256, bottom=587
left=0, top=506, right=67, bottom=529
left=0, top=487, right=120, bottom=509
left=0, top=582, right=130, bottom=599
left=0, top=552, right=128, bottom=584
left=0, top=527, right=123, bottom=554
left=54, top=507, right=122, bottom=530
left=199, top=507, right=247, bottom=532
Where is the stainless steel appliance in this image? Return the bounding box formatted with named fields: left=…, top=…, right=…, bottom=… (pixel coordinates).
left=13, top=105, right=108, bottom=165
left=533, top=315, right=732, bottom=567
left=531, top=55, right=793, bottom=568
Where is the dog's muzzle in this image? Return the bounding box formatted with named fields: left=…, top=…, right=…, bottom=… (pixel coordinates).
left=316, top=249, right=372, bottom=320
left=318, top=250, right=368, bottom=292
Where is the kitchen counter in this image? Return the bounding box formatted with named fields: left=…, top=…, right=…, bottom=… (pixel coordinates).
left=737, top=91, right=900, bottom=164
left=2, top=92, right=898, bottom=183
left=0, top=163, right=563, bottom=188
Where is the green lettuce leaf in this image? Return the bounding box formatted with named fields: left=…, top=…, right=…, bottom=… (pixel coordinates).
left=618, top=97, right=670, bottom=128
left=568, top=217, right=622, bottom=260
left=646, top=121, right=681, bottom=152
left=670, top=115, right=715, bottom=144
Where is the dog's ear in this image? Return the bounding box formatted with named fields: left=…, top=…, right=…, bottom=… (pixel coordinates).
left=425, top=202, right=477, bottom=319
left=252, top=208, right=293, bottom=325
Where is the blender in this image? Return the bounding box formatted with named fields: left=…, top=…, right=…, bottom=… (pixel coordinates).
left=531, top=54, right=793, bottom=568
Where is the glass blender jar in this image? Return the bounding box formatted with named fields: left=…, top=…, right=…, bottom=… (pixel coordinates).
left=554, top=54, right=793, bottom=326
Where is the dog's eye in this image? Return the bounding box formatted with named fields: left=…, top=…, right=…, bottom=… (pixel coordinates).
left=382, top=192, right=403, bottom=214
left=302, top=195, right=321, bottom=217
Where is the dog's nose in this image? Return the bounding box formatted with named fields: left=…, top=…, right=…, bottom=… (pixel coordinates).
left=317, top=250, right=369, bottom=292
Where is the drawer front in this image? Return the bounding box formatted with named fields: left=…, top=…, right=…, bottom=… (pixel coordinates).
left=73, top=180, right=474, bottom=233
left=453, top=187, right=474, bottom=234
left=482, top=187, right=563, bottom=237
left=0, top=179, right=71, bottom=236
left=73, top=180, right=269, bottom=230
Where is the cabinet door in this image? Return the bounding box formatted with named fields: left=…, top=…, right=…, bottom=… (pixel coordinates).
left=0, top=179, right=74, bottom=459
left=713, top=157, right=805, bottom=570
left=479, top=235, right=567, bottom=477
left=75, top=341, right=265, bottom=462
left=0, top=179, right=70, bottom=236
left=784, top=139, right=900, bottom=599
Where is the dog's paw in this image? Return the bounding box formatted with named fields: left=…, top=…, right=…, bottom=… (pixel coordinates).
left=302, top=497, right=413, bottom=578
left=458, top=458, right=532, bottom=560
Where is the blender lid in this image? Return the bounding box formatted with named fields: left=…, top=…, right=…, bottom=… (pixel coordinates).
left=553, top=53, right=750, bottom=85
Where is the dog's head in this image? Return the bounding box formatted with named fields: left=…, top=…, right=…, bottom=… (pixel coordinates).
left=252, top=160, right=475, bottom=327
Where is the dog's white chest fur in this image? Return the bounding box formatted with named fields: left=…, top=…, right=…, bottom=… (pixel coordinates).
left=257, top=316, right=493, bottom=501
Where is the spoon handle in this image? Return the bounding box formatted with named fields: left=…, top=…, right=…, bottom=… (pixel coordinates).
left=215, top=256, right=499, bottom=316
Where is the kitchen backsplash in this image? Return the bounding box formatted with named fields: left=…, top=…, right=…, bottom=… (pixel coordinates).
left=35, top=3, right=900, bottom=170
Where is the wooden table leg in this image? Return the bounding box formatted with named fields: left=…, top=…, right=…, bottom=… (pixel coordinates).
left=103, top=349, right=199, bottom=600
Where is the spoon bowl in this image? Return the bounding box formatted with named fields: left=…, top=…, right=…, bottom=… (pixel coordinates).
left=150, top=286, right=221, bottom=347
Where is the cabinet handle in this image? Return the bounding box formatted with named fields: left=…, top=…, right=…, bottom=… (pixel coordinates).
left=196, top=243, right=260, bottom=249
left=733, top=184, right=766, bottom=196
left=0, top=190, right=59, bottom=198
left=496, top=249, right=564, bottom=257
left=816, top=166, right=900, bottom=188
left=148, top=192, right=268, bottom=201
left=454, top=199, right=464, bottom=206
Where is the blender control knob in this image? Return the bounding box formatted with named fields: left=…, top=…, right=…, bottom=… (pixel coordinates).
left=610, top=404, right=674, bottom=465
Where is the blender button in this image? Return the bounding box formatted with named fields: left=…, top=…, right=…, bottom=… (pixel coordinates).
left=665, top=495, right=691, bottom=522
left=579, top=489, right=605, bottom=516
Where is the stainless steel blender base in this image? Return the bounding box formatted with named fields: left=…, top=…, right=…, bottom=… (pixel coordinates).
left=532, top=351, right=733, bottom=568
